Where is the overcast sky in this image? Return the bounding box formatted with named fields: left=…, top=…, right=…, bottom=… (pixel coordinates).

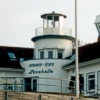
left=0, top=0, right=100, bottom=48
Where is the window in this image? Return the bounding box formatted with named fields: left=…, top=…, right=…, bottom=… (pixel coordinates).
left=7, top=52, right=16, bottom=61
left=0, top=78, right=24, bottom=91
left=97, top=71, right=100, bottom=90
left=58, top=52, right=62, bottom=59
left=44, top=17, right=47, bottom=28
left=47, top=16, right=53, bottom=28
left=8, top=52, right=16, bottom=59
left=48, top=51, right=53, bottom=59
left=87, top=73, right=95, bottom=91
left=20, top=58, right=24, bottom=62
left=32, top=79, right=37, bottom=92
left=54, top=16, right=59, bottom=28
left=3, top=84, right=13, bottom=91
left=40, top=51, right=44, bottom=59
left=15, top=78, right=25, bottom=91
left=57, top=50, right=63, bottom=59
left=99, top=25, right=100, bottom=29
left=31, top=78, right=38, bottom=92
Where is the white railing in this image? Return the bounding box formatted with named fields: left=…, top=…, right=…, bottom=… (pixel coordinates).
left=35, top=27, right=72, bottom=37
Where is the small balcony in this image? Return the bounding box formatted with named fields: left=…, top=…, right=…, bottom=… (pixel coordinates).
left=35, top=27, right=72, bottom=37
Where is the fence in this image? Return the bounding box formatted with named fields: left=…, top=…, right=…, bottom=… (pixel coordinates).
left=0, top=77, right=99, bottom=96
left=0, top=77, right=99, bottom=99
left=0, top=76, right=76, bottom=100
left=0, top=77, right=76, bottom=94
left=35, top=27, right=72, bottom=36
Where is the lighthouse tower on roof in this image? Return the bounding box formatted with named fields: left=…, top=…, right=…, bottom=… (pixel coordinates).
left=32, top=11, right=75, bottom=59
left=21, top=12, right=75, bottom=93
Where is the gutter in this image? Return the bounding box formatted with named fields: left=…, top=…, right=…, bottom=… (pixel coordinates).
left=63, top=58, right=100, bottom=70
left=0, top=68, right=25, bottom=72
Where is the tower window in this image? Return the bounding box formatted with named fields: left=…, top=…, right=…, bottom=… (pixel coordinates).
left=58, top=52, right=63, bottom=59
left=47, top=16, right=53, bottom=28
left=57, top=50, right=63, bottom=59
left=40, top=51, right=44, bottom=59
left=48, top=51, right=53, bottom=59
left=54, top=16, right=59, bottom=28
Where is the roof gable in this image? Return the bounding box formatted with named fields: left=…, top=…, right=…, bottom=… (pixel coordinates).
left=0, top=46, right=33, bottom=69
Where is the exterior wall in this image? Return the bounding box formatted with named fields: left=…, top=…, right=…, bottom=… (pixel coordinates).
left=0, top=71, right=23, bottom=77
left=34, top=39, right=73, bottom=59
left=0, top=71, right=24, bottom=91
left=21, top=59, right=73, bottom=93
left=66, top=61, right=100, bottom=96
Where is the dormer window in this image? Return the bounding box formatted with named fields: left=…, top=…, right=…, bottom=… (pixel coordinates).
left=7, top=52, right=16, bottom=61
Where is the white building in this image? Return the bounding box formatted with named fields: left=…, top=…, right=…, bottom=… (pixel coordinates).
left=63, top=15, right=100, bottom=96
left=0, top=12, right=100, bottom=97
left=21, top=11, right=75, bottom=93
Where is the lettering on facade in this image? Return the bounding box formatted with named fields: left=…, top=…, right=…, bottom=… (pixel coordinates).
left=29, top=63, right=54, bottom=67
left=28, top=63, right=54, bottom=74
left=29, top=63, right=42, bottom=67
left=45, top=63, right=54, bottom=66
left=29, top=69, right=53, bottom=74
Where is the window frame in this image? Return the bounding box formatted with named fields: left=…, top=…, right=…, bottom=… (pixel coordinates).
left=86, top=72, right=95, bottom=92
left=48, top=50, right=53, bottom=59
left=57, top=49, right=64, bottom=59
left=39, top=50, right=44, bottom=59
left=7, top=52, right=16, bottom=61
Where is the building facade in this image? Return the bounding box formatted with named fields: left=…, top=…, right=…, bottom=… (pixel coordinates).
left=21, top=12, right=75, bottom=93
left=0, top=12, right=100, bottom=96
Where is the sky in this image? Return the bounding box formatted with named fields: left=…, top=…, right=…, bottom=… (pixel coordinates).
left=0, top=0, right=100, bottom=48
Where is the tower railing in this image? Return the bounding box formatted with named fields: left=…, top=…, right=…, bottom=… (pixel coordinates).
left=35, top=27, right=72, bottom=37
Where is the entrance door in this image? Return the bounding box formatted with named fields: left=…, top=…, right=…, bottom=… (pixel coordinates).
left=79, top=74, right=84, bottom=94
left=32, top=78, right=37, bottom=92
left=25, top=78, right=31, bottom=92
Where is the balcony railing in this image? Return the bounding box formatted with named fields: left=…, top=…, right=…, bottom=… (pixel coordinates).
left=35, top=27, right=72, bottom=37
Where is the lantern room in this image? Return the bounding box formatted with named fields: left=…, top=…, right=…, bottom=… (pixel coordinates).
left=35, top=11, right=71, bottom=36
left=41, top=11, right=66, bottom=28
left=41, top=11, right=67, bottom=35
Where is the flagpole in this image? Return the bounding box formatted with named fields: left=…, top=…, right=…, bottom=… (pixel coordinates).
left=75, top=0, right=80, bottom=98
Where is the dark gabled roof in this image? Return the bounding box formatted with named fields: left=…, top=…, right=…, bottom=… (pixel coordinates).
left=63, top=42, right=100, bottom=68
left=79, top=42, right=100, bottom=62
left=0, top=46, right=33, bottom=69
left=1, top=42, right=100, bottom=69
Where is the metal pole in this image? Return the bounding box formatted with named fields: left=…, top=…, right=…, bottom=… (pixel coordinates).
left=75, top=0, right=80, bottom=98
left=5, top=77, right=8, bottom=100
